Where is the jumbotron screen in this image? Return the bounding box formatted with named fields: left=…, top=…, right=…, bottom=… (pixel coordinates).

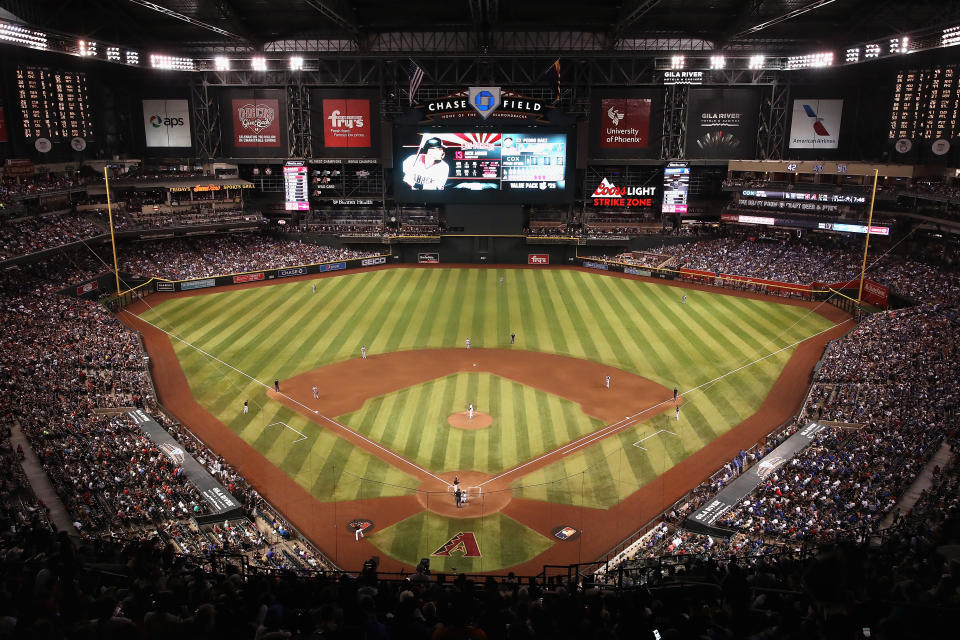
left=394, top=130, right=571, bottom=203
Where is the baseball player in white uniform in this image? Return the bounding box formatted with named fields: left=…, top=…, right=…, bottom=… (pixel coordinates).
left=243, top=400, right=248, bottom=414
left=312, top=385, right=319, bottom=399
left=465, top=338, right=471, bottom=350
left=402, top=138, right=449, bottom=190
left=468, top=403, right=475, bottom=420
left=361, top=346, right=367, bottom=359
left=605, top=375, right=611, bottom=389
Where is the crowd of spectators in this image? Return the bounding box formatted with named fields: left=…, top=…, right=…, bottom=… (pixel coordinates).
left=625, top=235, right=960, bottom=304
left=0, top=212, right=106, bottom=260
left=118, top=235, right=378, bottom=280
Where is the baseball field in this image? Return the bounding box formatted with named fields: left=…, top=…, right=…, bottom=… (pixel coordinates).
left=125, top=265, right=850, bottom=573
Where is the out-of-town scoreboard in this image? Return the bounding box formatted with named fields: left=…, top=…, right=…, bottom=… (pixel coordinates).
left=15, top=67, right=94, bottom=140
left=889, top=65, right=959, bottom=141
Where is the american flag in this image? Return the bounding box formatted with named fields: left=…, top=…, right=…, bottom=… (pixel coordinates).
left=407, top=58, right=425, bottom=106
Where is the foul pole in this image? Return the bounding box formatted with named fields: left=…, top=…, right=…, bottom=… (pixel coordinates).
left=857, top=168, right=879, bottom=305
left=104, top=167, right=121, bottom=294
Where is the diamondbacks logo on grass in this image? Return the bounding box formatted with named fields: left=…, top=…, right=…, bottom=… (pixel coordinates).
left=348, top=519, right=374, bottom=535
left=552, top=526, right=581, bottom=541
left=431, top=531, right=481, bottom=557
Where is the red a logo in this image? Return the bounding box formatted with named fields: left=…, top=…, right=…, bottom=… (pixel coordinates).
left=431, top=531, right=482, bottom=557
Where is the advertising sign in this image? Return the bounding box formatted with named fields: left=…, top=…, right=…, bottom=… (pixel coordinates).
left=232, top=272, right=265, bottom=284
left=418, top=252, right=440, bottom=264
left=76, top=281, right=98, bottom=295
left=590, top=178, right=656, bottom=208
left=230, top=92, right=283, bottom=149
left=181, top=278, right=216, bottom=291
left=277, top=267, right=307, bottom=278
left=421, top=89, right=549, bottom=122
left=686, top=88, right=760, bottom=159
left=528, top=254, right=550, bottom=265
left=599, top=98, right=651, bottom=149
left=317, top=262, right=346, bottom=272
left=789, top=99, right=843, bottom=149
left=142, top=99, right=191, bottom=147
left=156, top=281, right=175, bottom=292
left=361, top=256, right=387, bottom=266
left=322, top=99, right=371, bottom=148
left=583, top=261, right=609, bottom=270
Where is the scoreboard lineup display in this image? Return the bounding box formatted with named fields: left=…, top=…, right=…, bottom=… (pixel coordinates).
left=283, top=161, right=309, bottom=211
left=889, top=64, right=959, bottom=141
left=16, top=67, right=94, bottom=140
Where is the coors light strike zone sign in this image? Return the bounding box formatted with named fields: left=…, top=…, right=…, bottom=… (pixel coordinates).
left=232, top=99, right=281, bottom=147
left=591, top=178, right=656, bottom=207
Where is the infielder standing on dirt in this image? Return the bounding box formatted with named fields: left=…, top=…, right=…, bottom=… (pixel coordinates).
left=605, top=375, right=611, bottom=389
left=468, top=403, right=475, bottom=420
left=312, top=385, right=319, bottom=399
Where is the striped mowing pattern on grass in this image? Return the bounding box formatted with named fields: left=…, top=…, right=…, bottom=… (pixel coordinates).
left=141, top=268, right=834, bottom=504
left=337, top=372, right=605, bottom=474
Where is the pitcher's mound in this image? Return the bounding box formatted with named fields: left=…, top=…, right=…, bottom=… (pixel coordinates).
left=448, top=411, right=493, bottom=430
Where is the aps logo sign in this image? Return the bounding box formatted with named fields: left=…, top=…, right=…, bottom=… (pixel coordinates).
left=150, top=114, right=185, bottom=128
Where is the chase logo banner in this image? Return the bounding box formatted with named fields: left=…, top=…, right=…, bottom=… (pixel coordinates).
left=421, top=89, right=549, bottom=121
left=468, top=87, right=501, bottom=119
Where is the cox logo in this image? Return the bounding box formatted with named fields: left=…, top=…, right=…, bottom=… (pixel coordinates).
left=151, top=115, right=185, bottom=128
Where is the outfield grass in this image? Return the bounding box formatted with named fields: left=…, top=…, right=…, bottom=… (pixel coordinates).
left=337, top=372, right=606, bottom=474
left=141, top=267, right=835, bottom=506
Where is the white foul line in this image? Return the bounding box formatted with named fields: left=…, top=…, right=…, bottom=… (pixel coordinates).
left=632, top=429, right=679, bottom=451
left=478, top=319, right=849, bottom=487
left=265, top=422, right=308, bottom=443
left=124, top=311, right=451, bottom=487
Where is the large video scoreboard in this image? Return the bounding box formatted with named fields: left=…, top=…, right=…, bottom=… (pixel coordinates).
left=15, top=67, right=94, bottom=141
left=889, top=65, right=959, bottom=141
left=394, top=129, right=572, bottom=204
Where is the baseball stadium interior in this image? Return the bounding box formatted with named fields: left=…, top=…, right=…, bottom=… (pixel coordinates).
left=1, top=0, right=960, bottom=638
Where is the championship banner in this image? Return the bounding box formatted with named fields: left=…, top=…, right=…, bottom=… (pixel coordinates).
left=0, top=107, right=7, bottom=143
left=223, top=89, right=285, bottom=156
left=789, top=99, right=843, bottom=149
left=142, top=99, right=191, bottom=147
left=686, top=88, right=760, bottom=159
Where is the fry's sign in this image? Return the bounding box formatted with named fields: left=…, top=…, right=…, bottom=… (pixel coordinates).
left=591, top=178, right=656, bottom=207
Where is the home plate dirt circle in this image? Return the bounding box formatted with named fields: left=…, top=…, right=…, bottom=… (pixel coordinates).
left=416, top=471, right=512, bottom=518
left=447, top=411, right=493, bottom=430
